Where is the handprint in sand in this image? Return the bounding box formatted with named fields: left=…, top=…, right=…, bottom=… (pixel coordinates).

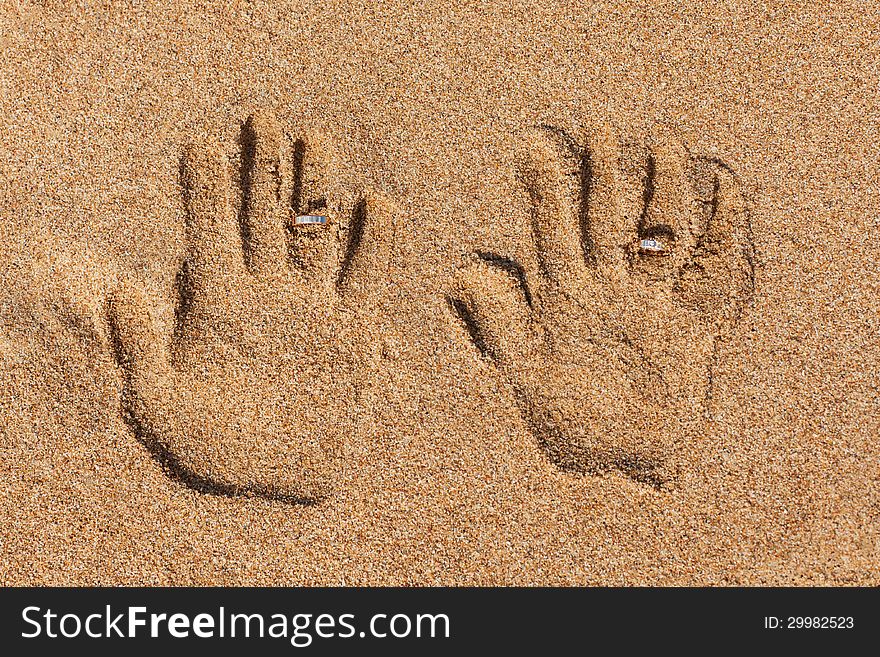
left=450, top=125, right=754, bottom=486
left=109, top=111, right=394, bottom=502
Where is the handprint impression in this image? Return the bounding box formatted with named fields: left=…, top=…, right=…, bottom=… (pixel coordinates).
left=109, top=111, right=393, bottom=502
left=451, top=125, right=754, bottom=487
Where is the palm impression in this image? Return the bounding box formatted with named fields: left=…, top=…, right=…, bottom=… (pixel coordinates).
left=109, top=111, right=395, bottom=502
left=451, top=124, right=754, bottom=486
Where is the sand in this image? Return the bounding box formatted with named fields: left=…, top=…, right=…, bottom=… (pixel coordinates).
left=1, top=0, right=878, bottom=585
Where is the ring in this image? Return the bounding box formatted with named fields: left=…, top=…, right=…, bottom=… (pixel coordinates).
left=639, top=238, right=666, bottom=254
left=294, top=215, right=328, bottom=226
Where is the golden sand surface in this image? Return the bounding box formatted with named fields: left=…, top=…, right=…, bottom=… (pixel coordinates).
left=0, top=0, right=877, bottom=584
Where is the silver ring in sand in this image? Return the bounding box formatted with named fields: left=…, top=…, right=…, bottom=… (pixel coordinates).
left=639, top=238, right=666, bottom=254
left=294, top=215, right=328, bottom=226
